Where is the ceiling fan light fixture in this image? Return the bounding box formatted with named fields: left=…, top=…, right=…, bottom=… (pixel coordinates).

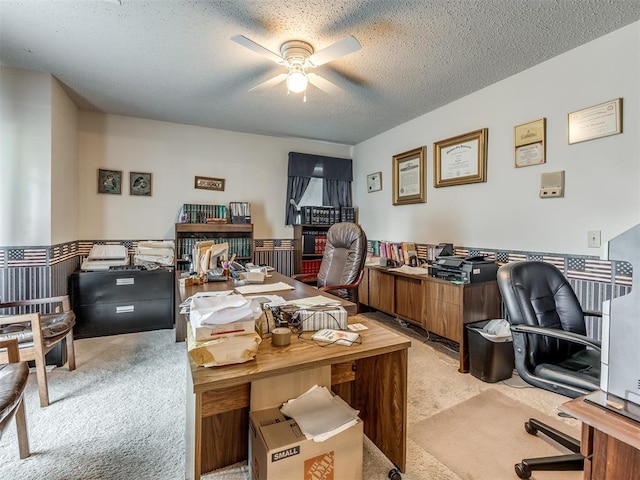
left=286, top=67, right=308, bottom=93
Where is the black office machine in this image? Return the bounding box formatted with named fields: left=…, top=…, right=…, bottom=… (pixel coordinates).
left=429, top=255, right=498, bottom=283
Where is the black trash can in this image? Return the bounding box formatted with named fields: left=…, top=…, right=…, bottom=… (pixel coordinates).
left=466, top=319, right=515, bottom=383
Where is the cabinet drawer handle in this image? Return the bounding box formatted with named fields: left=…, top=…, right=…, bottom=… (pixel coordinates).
left=116, top=278, right=135, bottom=286
left=116, top=305, right=135, bottom=314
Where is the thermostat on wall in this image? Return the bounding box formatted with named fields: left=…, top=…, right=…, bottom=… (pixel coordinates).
left=540, top=170, right=564, bottom=198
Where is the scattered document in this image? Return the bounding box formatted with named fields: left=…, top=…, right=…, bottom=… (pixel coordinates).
left=286, top=295, right=341, bottom=308
left=311, top=328, right=361, bottom=346
left=280, top=385, right=359, bottom=442
left=388, top=265, right=431, bottom=275
left=234, top=282, right=295, bottom=295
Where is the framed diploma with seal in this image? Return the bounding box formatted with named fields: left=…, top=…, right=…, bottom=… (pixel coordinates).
left=568, top=98, right=622, bottom=144
left=434, top=128, right=488, bottom=187
left=514, top=118, right=546, bottom=168
left=367, top=171, right=382, bottom=192
left=392, top=147, right=425, bottom=205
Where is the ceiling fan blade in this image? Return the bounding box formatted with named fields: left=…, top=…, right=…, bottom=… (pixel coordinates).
left=308, top=36, right=361, bottom=67
left=231, top=35, right=284, bottom=64
left=248, top=73, right=288, bottom=92
left=307, top=73, right=343, bottom=95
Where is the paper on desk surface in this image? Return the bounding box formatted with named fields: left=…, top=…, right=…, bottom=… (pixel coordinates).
left=280, top=385, right=359, bottom=442
left=388, top=265, right=431, bottom=275
left=190, top=295, right=260, bottom=325
left=286, top=295, right=341, bottom=307
left=234, top=282, right=295, bottom=295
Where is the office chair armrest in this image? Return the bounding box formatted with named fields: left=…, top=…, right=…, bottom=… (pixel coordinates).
left=511, top=324, right=601, bottom=351
left=0, top=295, right=72, bottom=312
left=0, top=313, right=40, bottom=327
left=0, top=338, right=21, bottom=363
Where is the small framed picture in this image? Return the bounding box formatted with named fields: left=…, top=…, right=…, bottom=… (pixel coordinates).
left=367, top=172, right=382, bottom=192
left=97, top=169, right=122, bottom=194
left=195, top=176, right=225, bottom=191
left=130, top=172, right=152, bottom=196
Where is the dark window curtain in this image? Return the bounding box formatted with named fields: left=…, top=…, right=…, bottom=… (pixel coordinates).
left=285, top=176, right=311, bottom=225
left=285, top=152, right=353, bottom=225
left=323, top=179, right=352, bottom=209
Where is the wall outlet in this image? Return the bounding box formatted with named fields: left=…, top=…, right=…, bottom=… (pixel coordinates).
left=588, top=230, right=601, bottom=248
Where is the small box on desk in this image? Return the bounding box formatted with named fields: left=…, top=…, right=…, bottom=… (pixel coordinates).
left=249, top=407, right=363, bottom=480
left=294, top=307, right=348, bottom=332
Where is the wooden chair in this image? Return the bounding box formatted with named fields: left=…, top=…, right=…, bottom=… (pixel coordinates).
left=0, top=296, right=76, bottom=407
left=0, top=338, right=30, bottom=458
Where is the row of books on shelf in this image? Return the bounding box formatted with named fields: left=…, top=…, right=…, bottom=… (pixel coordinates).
left=370, top=240, right=418, bottom=265
left=299, top=206, right=356, bottom=225
left=177, top=236, right=252, bottom=260
left=302, top=233, right=327, bottom=255
left=300, top=259, right=323, bottom=275
left=179, top=202, right=251, bottom=224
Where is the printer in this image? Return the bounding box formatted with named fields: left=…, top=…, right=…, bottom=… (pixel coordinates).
left=429, top=255, right=498, bottom=283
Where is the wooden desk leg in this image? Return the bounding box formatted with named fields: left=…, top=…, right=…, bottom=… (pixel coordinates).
left=353, top=349, right=407, bottom=472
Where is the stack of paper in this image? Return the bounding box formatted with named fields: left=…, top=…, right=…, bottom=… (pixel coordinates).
left=189, top=293, right=261, bottom=340
left=280, top=385, right=360, bottom=442
left=134, top=240, right=174, bottom=267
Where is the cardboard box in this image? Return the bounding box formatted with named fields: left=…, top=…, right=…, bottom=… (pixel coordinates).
left=249, top=407, right=363, bottom=480
left=295, top=307, right=348, bottom=332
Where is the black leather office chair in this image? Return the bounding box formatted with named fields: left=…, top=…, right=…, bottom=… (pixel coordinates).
left=293, top=222, right=367, bottom=303
left=497, top=261, right=601, bottom=479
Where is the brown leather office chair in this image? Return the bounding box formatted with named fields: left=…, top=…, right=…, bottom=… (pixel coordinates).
left=0, top=338, right=30, bottom=458
left=293, top=222, right=368, bottom=303
left=0, top=296, right=76, bottom=407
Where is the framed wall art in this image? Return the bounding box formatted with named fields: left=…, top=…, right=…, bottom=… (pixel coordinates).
left=514, top=118, right=546, bottom=168
left=194, top=176, right=225, bottom=191
left=434, top=128, right=488, bottom=187
left=367, top=172, right=382, bottom=192
left=130, top=172, right=152, bottom=196
left=97, top=169, right=122, bottom=194
left=392, top=147, right=425, bottom=205
left=568, top=98, right=622, bottom=144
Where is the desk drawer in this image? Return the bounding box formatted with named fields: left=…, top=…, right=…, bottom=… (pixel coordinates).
left=71, top=270, right=172, bottom=305
left=73, top=299, right=173, bottom=338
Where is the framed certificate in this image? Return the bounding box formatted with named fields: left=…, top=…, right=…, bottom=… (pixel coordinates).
left=367, top=172, right=382, bottom=192
left=514, top=118, right=546, bottom=168
left=434, top=129, right=488, bottom=187
left=568, top=98, right=622, bottom=144
left=392, top=147, right=425, bottom=205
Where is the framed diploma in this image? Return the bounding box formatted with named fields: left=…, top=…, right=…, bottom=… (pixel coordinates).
left=392, top=147, right=425, bottom=205
left=568, top=98, right=622, bottom=144
left=514, top=118, right=546, bottom=168
left=367, top=171, right=382, bottom=192
left=434, top=128, right=488, bottom=187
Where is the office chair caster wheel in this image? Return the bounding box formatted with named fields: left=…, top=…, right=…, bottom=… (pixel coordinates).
left=515, top=462, right=531, bottom=479
left=388, top=467, right=402, bottom=480
left=524, top=420, right=537, bottom=435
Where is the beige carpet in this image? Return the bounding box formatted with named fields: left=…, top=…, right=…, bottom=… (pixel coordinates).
left=410, top=388, right=582, bottom=480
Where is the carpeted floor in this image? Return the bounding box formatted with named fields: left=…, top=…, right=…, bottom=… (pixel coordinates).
left=0, top=313, right=582, bottom=480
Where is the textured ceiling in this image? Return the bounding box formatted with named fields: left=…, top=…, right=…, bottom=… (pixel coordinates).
left=1, top=1, right=639, bottom=145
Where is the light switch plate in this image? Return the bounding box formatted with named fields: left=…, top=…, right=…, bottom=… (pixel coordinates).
left=588, top=230, right=601, bottom=248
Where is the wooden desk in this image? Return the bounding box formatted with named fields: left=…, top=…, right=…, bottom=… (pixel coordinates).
left=175, top=271, right=357, bottom=342
left=560, top=391, right=640, bottom=480
left=180, top=273, right=408, bottom=479
left=360, top=266, right=500, bottom=372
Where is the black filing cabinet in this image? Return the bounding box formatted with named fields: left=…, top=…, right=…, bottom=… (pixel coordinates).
left=69, top=268, right=174, bottom=338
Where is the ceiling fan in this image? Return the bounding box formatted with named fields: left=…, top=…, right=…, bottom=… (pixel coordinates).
left=231, top=34, right=362, bottom=100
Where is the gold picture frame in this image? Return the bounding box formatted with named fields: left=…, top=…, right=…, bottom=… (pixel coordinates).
left=568, top=98, right=622, bottom=144
left=514, top=118, right=546, bottom=168
left=392, top=147, right=426, bottom=205
left=194, top=176, right=225, bottom=191
left=434, top=128, right=488, bottom=187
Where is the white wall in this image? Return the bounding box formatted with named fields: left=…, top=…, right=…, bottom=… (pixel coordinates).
left=51, top=77, right=79, bottom=244
left=77, top=112, right=351, bottom=240
left=353, top=22, right=640, bottom=255
left=0, top=67, right=53, bottom=246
